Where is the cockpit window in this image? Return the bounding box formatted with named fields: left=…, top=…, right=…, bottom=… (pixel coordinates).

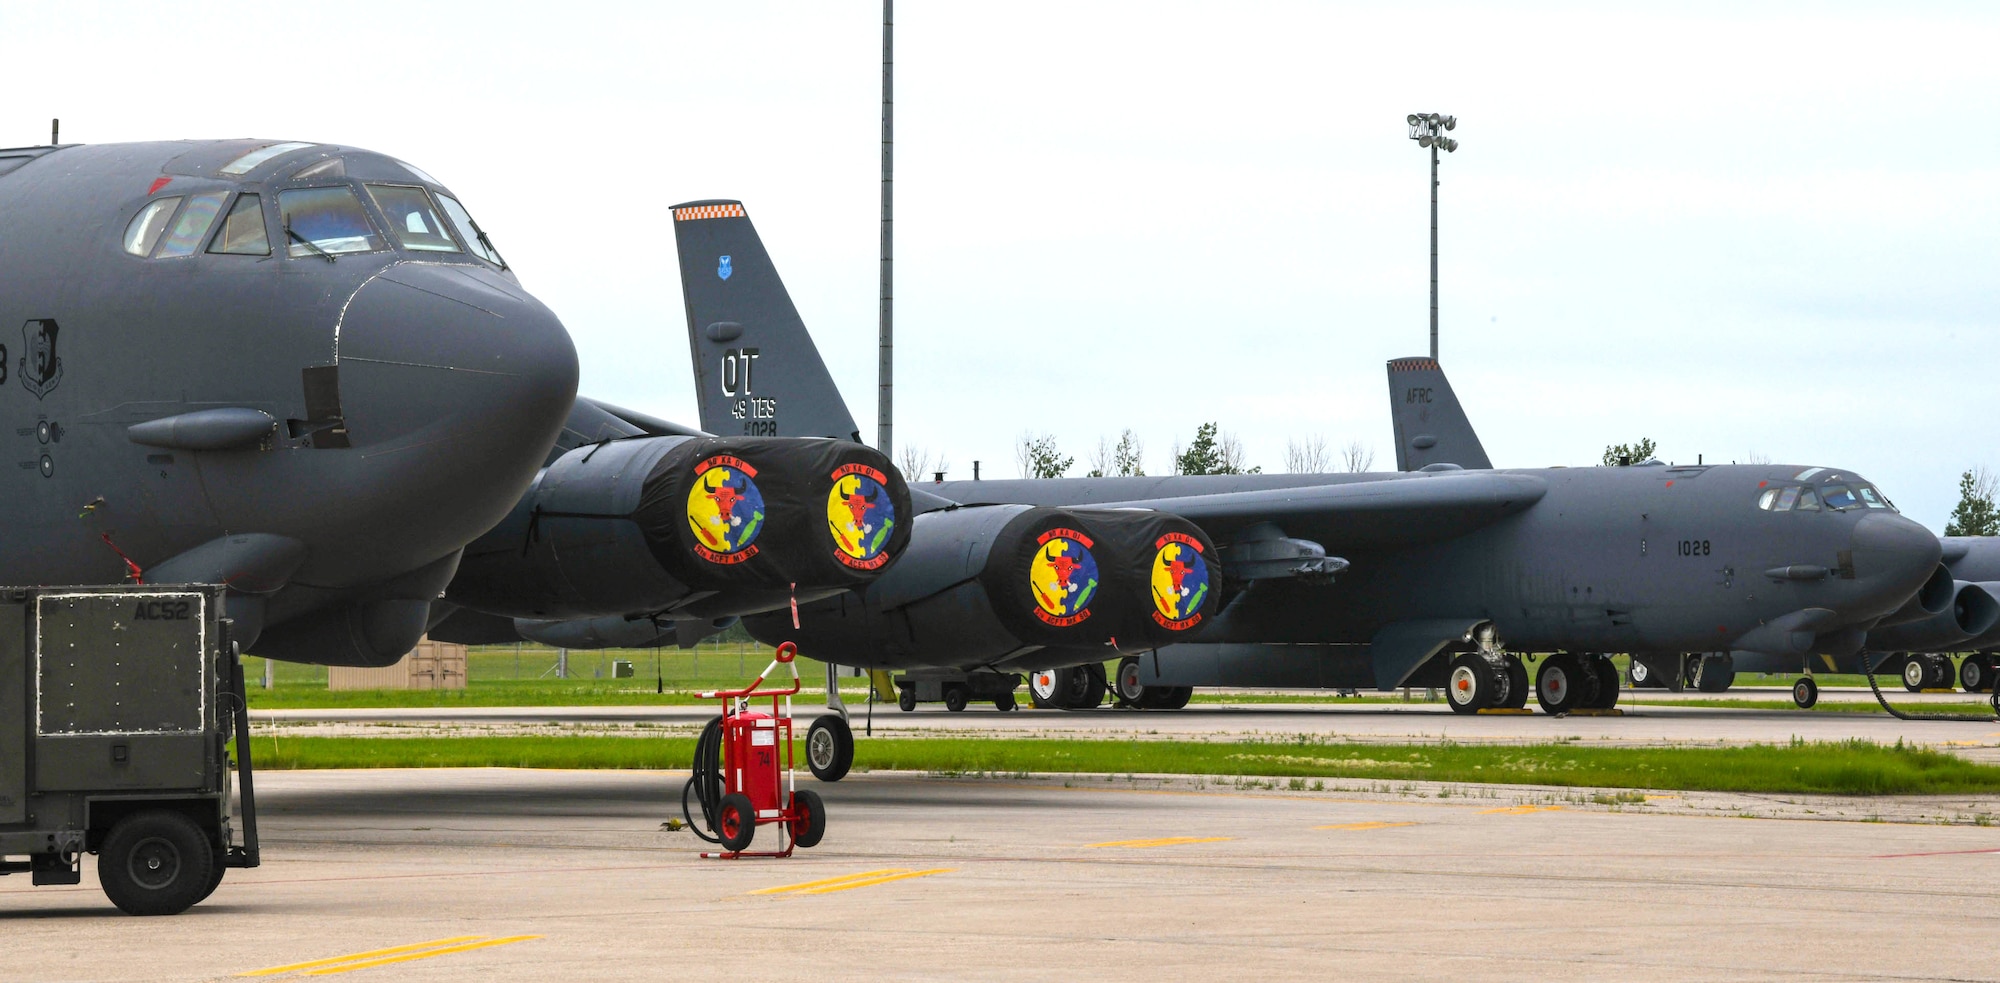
left=278, top=187, right=384, bottom=257
left=1821, top=484, right=1862, bottom=511
left=366, top=185, right=460, bottom=253
left=1858, top=486, right=1889, bottom=509
left=155, top=192, right=229, bottom=257
left=1756, top=487, right=1780, bottom=511
left=1773, top=486, right=1800, bottom=511
left=124, top=197, right=182, bottom=256
left=293, top=158, right=346, bottom=180
left=1795, top=487, right=1821, bottom=512
left=220, top=142, right=314, bottom=176
left=435, top=193, right=507, bottom=268
left=209, top=193, right=270, bottom=255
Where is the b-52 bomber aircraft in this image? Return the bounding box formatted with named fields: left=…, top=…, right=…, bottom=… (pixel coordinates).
left=660, top=200, right=1943, bottom=755
left=0, top=141, right=911, bottom=672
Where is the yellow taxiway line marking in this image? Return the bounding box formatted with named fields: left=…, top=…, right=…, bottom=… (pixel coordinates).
left=751, top=868, right=954, bottom=896
left=300, top=936, right=541, bottom=976
left=1086, top=836, right=1233, bottom=849
left=239, top=937, right=486, bottom=976
left=1478, top=805, right=1564, bottom=815
left=749, top=869, right=906, bottom=895
left=793, top=868, right=953, bottom=895
left=1315, top=821, right=1418, bottom=831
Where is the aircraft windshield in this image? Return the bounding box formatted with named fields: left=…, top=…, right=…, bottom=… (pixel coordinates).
left=209, top=194, right=270, bottom=255
left=279, top=187, right=384, bottom=257
left=435, top=193, right=506, bottom=268
left=123, top=197, right=181, bottom=256
left=1758, top=481, right=1898, bottom=513
left=156, top=192, right=228, bottom=257
left=366, top=185, right=460, bottom=253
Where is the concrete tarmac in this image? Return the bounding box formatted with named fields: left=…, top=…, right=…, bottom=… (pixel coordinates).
left=6, top=768, right=1999, bottom=982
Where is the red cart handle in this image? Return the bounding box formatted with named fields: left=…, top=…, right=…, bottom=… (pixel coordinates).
left=698, top=642, right=804, bottom=700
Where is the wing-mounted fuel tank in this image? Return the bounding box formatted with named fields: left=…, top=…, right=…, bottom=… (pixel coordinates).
left=748, top=505, right=1219, bottom=668
left=446, top=435, right=911, bottom=621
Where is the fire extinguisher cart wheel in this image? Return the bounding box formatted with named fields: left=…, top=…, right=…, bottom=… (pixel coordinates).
left=686, top=642, right=829, bottom=859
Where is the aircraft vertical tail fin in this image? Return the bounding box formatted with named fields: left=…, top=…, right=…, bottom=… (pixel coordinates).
left=1386, top=357, right=1491, bottom=471
left=671, top=200, right=862, bottom=441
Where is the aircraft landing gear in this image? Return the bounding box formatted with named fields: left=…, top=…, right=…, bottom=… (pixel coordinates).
left=1962, top=655, right=1996, bottom=694
left=1112, top=656, right=1193, bottom=709
left=806, top=714, right=854, bottom=782
left=1032, top=664, right=1110, bottom=710
left=1900, top=654, right=1949, bottom=692
left=1792, top=676, right=1818, bottom=709
left=1535, top=653, right=1618, bottom=714
left=1446, top=653, right=1508, bottom=713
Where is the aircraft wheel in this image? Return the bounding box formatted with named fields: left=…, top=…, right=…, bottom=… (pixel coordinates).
left=1793, top=676, right=1818, bottom=709
left=1446, top=654, right=1495, bottom=714
left=98, top=810, right=216, bottom=916
left=1114, top=656, right=1147, bottom=706
left=1628, top=659, right=1651, bottom=687
left=994, top=692, right=1017, bottom=712
left=1901, top=655, right=1927, bottom=692
left=1535, top=653, right=1586, bottom=715
left=1963, top=656, right=1996, bottom=694
left=789, top=789, right=827, bottom=849
left=1030, top=669, right=1064, bottom=708
left=943, top=685, right=971, bottom=712
left=806, top=714, right=854, bottom=782
left=1058, top=663, right=1106, bottom=710
left=897, top=686, right=916, bottom=712
left=1583, top=655, right=1620, bottom=709
left=1695, top=655, right=1735, bottom=693
left=1502, top=658, right=1530, bottom=709
left=717, top=793, right=757, bottom=852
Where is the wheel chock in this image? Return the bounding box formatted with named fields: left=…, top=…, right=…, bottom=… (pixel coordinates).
left=1475, top=708, right=1535, bottom=715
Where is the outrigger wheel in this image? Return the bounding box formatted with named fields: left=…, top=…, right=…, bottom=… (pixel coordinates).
left=807, top=713, right=855, bottom=782
left=1793, top=676, right=1818, bottom=709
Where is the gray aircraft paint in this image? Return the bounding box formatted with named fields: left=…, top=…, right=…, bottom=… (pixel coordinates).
left=1386, top=356, right=1490, bottom=471
left=671, top=201, right=860, bottom=442
left=0, top=140, right=577, bottom=664
left=672, top=200, right=1942, bottom=687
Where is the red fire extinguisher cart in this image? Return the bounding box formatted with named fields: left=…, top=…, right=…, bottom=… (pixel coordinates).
left=684, top=641, right=827, bottom=859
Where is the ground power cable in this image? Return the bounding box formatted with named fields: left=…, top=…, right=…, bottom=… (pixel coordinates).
left=1860, top=657, right=2000, bottom=722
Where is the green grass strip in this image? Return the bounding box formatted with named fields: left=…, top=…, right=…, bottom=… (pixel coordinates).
left=242, top=735, right=2000, bottom=796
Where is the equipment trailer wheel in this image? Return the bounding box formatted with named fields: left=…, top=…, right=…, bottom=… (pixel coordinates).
left=898, top=686, right=917, bottom=712
left=1535, top=653, right=1585, bottom=715
left=717, top=793, right=757, bottom=852
left=1793, top=676, right=1819, bottom=709
left=1446, top=654, right=1495, bottom=713
left=98, top=810, right=215, bottom=916
left=790, top=789, right=827, bottom=849
left=1153, top=686, right=1193, bottom=710
left=943, top=685, right=970, bottom=712
left=806, top=714, right=854, bottom=782
left=994, top=692, right=1017, bottom=712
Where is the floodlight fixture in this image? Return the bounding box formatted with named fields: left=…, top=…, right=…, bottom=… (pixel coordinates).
left=1406, top=112, right=1460, bottom=359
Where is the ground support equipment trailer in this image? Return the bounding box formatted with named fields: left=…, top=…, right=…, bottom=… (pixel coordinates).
left=0, top=584, right=258, bottom=914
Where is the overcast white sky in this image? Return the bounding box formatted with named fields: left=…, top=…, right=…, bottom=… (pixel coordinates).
left=10, top=2, right=1997, bottom=529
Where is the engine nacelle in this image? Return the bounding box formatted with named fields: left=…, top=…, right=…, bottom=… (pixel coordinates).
left=1867, top=581, right=2000, bottom=651
left=447, top=435, right=910, bottom=620
left=1874, top=564, right=1956, bottom=628
left=750, top=504, right=1218, bottom=669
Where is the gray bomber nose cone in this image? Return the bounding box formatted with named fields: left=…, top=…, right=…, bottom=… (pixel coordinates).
left=318, top=263, right=579, bottom=570
left=1848, top=511, right=1944, bottom=620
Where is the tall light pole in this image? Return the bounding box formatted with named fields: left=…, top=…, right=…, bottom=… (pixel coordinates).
left=1407, top=113, right=1458, bottom=361
left=876, top=1, right=894, bottom=457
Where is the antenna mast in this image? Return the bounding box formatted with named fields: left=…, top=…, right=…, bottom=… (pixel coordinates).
left=875, top=1, right=894, bottom=456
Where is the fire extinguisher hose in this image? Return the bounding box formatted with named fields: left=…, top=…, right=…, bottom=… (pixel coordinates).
left=682, top=715, right=726, bottom=844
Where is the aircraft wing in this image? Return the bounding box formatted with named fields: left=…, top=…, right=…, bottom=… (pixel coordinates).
left=1095, top=471, right=1547, bottom=551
